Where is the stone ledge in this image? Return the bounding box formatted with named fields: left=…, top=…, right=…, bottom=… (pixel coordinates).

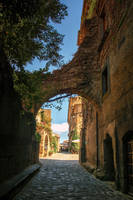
left=81, top=162, right=95, bottom=173
left=0, top=163, right=41, bottom=200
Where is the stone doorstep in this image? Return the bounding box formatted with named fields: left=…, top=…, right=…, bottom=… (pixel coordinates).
left=0, top=163, right=41, bottom=200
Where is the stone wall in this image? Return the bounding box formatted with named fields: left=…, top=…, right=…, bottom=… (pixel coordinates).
left=0, top=51, right=39, bottom=183
left=81, top=101, right=97, bottom=169
left=98, top=3, right=133, bottom=191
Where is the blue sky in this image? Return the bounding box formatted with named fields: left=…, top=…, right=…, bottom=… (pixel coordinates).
left=26, top=1, right=83, bottom=142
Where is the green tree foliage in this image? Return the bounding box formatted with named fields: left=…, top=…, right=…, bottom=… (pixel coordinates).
left=0, top=0, right=67, bottom=69
left=51, top=136, right=58, bottom=153
left=0, top=1, right=68, bottom=108
left=13, top=69, right=51, bottom=110
left=71, top=143, right=79, bottom=154
left=72, top=129, right=80, bottom=140
left=70, top=129, right=80, bottom=154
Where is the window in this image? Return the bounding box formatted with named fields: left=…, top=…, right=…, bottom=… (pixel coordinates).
left=98, top=7, right=110, bottom=52
left=102, top=64, right=109, bottom=96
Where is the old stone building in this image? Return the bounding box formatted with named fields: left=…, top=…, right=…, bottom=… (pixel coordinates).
left=68, top=96, right=83, bottom=154
left=36, top=109, right=60, bottom=157
left=36, top=109, right=52, bottom=157
left=79, top=0, right=133, bottom=195
left=60, top=140, right=69, bottom=152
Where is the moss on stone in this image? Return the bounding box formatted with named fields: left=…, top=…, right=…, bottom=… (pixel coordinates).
left=87, top=0, right=97, bottom=19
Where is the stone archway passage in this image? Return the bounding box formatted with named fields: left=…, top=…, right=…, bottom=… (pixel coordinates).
left=32, top=17, right=101, bottom=115
left=103, top=134, right=115, bottom=181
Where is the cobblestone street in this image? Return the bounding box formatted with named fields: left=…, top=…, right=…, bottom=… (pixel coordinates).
left=13, top=153, right=128, bottom=200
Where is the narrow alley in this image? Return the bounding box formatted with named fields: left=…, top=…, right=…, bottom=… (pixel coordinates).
left=13, top=153, right=128, bottom=200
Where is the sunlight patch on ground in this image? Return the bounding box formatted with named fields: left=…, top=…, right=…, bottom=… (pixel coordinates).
left=40, top=152, right=79, bottom=161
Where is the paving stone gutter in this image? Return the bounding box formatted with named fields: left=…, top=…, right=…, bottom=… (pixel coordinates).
left=0, top=163, right=41, bottom=200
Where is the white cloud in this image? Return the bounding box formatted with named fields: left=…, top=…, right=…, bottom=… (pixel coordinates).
left=51, top=122, right=69, bottom=133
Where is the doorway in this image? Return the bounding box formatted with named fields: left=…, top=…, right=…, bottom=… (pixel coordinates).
left=123, top=131, right=133, bottom=194
left=104, top=133, right=115, bottom=180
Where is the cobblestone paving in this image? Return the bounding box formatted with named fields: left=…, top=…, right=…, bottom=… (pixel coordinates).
left=13, top=153, right=128, bottom=200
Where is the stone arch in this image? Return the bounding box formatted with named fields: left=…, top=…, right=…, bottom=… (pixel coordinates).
left=123, top=131, right=133, bottom=194
left=31, top=16, right=101, bottom=116
left=103, top=133, right=115, bottom=180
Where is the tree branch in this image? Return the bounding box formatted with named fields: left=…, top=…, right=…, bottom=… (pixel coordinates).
left=47, top=93, right=72, bottom=102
